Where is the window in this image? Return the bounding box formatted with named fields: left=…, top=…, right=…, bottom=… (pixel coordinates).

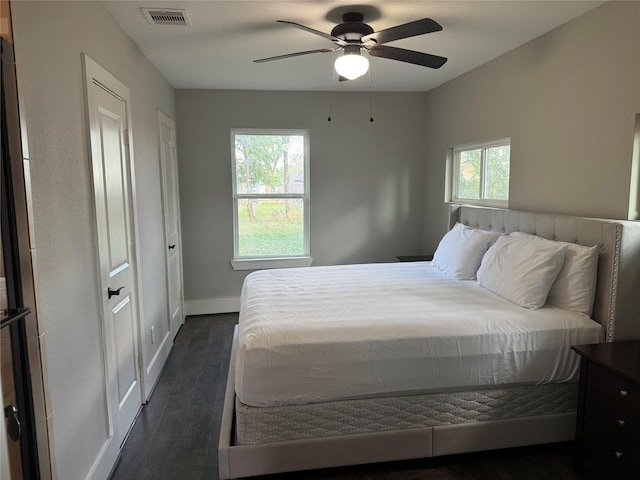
left=230, top=129, right=310, bottom=270
left=451, top=138, right=510, bottom=206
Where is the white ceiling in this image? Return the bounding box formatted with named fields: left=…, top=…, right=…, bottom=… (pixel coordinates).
left=103, top=1, right=604, bottom=92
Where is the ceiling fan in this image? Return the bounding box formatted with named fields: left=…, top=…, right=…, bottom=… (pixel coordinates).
left=254, top=12, right=448, bottom=81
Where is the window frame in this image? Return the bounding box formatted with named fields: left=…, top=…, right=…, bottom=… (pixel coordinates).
left=451, top=137, right=511, bottom=207
left=230, top=128, right=311, bottom=271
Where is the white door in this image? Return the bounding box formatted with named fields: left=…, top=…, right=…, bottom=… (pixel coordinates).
left=83, top=55, right=143, bottom=449
left=158, top=111, right=184, bottom=340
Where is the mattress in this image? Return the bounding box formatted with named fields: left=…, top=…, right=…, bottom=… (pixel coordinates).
left=236, top=262, right=603, bottom=407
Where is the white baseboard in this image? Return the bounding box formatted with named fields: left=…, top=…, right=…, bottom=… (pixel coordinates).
left=185, top=297, right=240, bottom=316
left=146, top=331, right=172, bottom=377
left=143, top=331, right=173, bottom=401
left=86, top=435, right=118, bottom=480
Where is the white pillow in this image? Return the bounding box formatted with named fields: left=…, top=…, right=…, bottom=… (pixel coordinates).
left=510, top=232, right=599, bottom=316
left=477, top=235, right=567, bottom=309
left=432, top=223, right=495, bottom=280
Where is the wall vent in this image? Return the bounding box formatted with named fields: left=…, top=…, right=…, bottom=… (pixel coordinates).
left=141, top=8, right=191, bottom=26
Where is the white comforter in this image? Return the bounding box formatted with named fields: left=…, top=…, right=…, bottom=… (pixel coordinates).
left=235, top=262, right=603, bottom=407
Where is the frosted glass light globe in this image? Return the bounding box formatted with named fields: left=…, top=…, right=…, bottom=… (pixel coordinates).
left=335, top=52, right=369, bottom=80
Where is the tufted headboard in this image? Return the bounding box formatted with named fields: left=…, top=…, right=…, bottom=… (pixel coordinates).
left=449, top=205, right=640, bottom=342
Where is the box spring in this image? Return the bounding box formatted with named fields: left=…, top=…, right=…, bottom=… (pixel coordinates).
left=235, top=382, right=578, bottom=445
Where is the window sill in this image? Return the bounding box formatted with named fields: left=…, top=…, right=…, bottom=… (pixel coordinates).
left=448, top=199, right=509, bottom=208
left=230, top=257, right=313, bottom=271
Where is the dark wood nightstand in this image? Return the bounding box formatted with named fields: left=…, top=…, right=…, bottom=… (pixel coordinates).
left=396, top=255, right=433, bottom=262
left=572, top=340, right=640, bottom=479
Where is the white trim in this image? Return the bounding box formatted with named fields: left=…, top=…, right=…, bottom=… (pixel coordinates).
left=452, top=137, right=510, bottom=153
left=144, top=331, right=173, bottom=401
left=231, top=256, right=312, bottom=271
left=186, top=297, right=241, bottom=316
left=447, top=199, right=509, bottom=208
left=84, top=436, right=114, bottom=480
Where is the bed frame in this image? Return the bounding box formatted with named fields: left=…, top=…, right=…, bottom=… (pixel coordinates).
left=218, top=205, right=640, bottom=479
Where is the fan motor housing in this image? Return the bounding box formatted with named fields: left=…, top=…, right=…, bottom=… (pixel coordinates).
left=330, top=12, right=373, bottom=42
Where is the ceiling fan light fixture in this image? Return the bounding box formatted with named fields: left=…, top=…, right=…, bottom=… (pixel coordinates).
left=334, top=46, right=369, bottom=80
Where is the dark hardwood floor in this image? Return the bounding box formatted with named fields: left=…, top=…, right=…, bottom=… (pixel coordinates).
left=110, top=313, right=588, bottom=480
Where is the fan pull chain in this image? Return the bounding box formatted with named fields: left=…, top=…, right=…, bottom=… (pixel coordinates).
left=328, top=70, right=336, bottom=122
left=368, top=66, right=374, bottom=123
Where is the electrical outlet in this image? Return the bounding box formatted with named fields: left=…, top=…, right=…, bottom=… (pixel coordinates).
left=150, top=325, right=156, bottom=345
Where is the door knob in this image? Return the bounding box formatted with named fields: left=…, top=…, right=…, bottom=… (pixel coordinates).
left=108, top=286, right=124, bottom=299
left=168, top=244, right=176, bottom=250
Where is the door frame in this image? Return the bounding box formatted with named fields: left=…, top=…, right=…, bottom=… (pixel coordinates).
left=82, top=53, right=145, bottom=478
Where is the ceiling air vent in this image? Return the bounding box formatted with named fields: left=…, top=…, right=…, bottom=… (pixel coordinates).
left=141, top=8, right=191, bottom=26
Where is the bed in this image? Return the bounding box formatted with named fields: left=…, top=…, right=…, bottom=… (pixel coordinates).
left=218, top=205, right=640, bottom=479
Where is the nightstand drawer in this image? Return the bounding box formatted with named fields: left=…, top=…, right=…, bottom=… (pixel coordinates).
left=585, top=396, right=640, bottom=436
left=586, top=363, right=640, bottom=421
left=583, top=419, right=640, bottom=478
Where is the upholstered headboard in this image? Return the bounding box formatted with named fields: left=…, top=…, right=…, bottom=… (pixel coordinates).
left=449, top=205, right=640, bottom=342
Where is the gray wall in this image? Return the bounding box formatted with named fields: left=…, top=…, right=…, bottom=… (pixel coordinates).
left=11, top=2, right=175, bottom=478
left=421, top=1, right=640, bottom=253
left=176, top=90, right=427, bottom=312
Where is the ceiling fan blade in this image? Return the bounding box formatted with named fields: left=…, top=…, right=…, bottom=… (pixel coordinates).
left=277, top=20, right=345, bottom=45
left=254, top=48, right=338, bottom=63
left=368, top=45, right=447, bottom=69
left=362, top=18, right=442, bottom=45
